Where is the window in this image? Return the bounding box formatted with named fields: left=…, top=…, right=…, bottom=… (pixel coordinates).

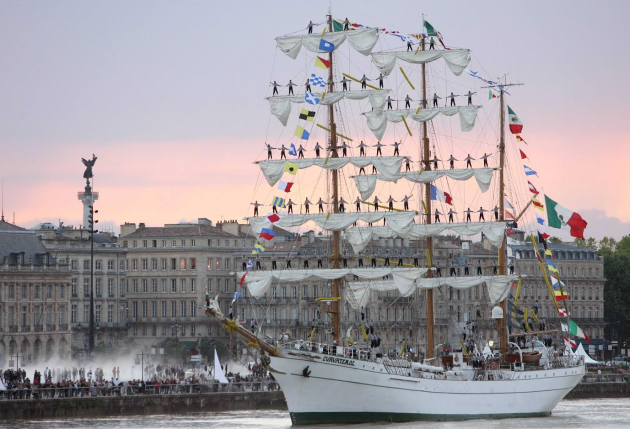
left=161, top=301, right=167, bottom=317
left=83, top=305, right=89, bottom=323
left=151, top=301, right=157, bottom=318
left=224, top=279, right=230, bottom=293
left=207, top=239, right=213, bottom=247
left=141, top=301, right=147, bottom=318
left=71, top=260, right=78, bottom=270
left=162, top=240, right=167, bottom=248
left=281, top=286, right=287, bottom=299
left=59, top=285, right=65, bottom=299
left=133, top=240, right=137, bottom=248
left=292, top=286, right=297, bottom=299
left=132, top=259, right=138, bottom=271
left=224, top=258, right=230, bottom=270
left=171, top=301, right=177, bottom=317
left=152, top=279, right=158, bottom=293
left=272, top=287, right=277, bottom=299
left=181, top=301, right=187, bottom=317
left=191, top=279, right=196, bottom=293
left=181, top=239, right=186, bottom=247
left=180, top=258, right=186, bottom=270
left=216, top=259, right=221, bottom=270
left=171, top=279, right=177, bottom=293
left=207, top=258, right=213, bottom=270
left=207, top=278, right=213, bottom=292
left=191, top=301, right=196, bottom=318
left=172, top=240, right=176, bottom=248
left=83, top=260, right=90, bottom=270
left=181, top=279, right=187, bottom=293
left=95, top=260, right=102, bottom=270
left=161, top=279, right=167, bottom=293
left=190, top=258, right=196, bottom=269
left=303, top=285, right=308, bottom=298
left=313, top=285, right=318, bottom=298
left=152, top=240, right=157, bottom=248
left=120, top=260, right=126, bottom=271
left=191, top=239, right=196, bottom=247
left=108, top=260, right=114, bottom=270
left=108, top=279, right=115, bottom=297
left=107, top=305, right=114, bottom=323
left=132, top=301, right=138, bottom=319
left=96, top=305, right=102, bottom=324
left=272, top=308, right=277, bottom=320
left=142, top=279, right=148, bottom=293
left=171, top=259, right=176, bottom=270
left=142, top=259, right=148, bottom=271
left=161, top=325, right=167, bottom=336
left=152, top=259, right=158, bottom=270
left=191, top=325, right=196, bottom=336
left=34, top=285, right=40, bottom=299
left=120, top=280, right=126, bottom=297
left=161, top=258, right=167, bottom=270
left=95, top=279, right=102, bottom=297
left=71, top=305, right=77, bottom=323
left=142, top=240, right=147, bottom=248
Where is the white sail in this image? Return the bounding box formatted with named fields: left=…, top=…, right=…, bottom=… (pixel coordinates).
left=345, top=274, right=519, bottom=310
left=371, top=49, right=471, bottom=76
left=352, top=168, right=495, bottom=200
left=364, top=106, right=479, bottom=140
left=267, top=90, right=389, bottom=125
left=213, top=349, right=229, bottom=384
left=240, top=267, right=430, bottom=298
left=276, top=28, right=379, bottom=59
left=258, top=156, right=402, bottom=186
left=248, top=211, right=417, bottom=235
left=345, top=222, right=507, bottom=253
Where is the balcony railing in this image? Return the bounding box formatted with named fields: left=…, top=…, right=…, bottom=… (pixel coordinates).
left=46, top=324, right=56, bottom=332
left=20, top=325, right=31, bottom=333
left=9, top=325, right=18, bottom=333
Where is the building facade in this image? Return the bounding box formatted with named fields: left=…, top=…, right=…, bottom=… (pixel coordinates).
left=120, top=219, right=256, bottom=350
left=34, top=223, right=129, bottom=353
left=0, top=219, right=72, bottom=367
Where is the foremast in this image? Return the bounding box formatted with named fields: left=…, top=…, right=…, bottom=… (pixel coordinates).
left=327, top=14, right=341, bottom=344
left=420, top=21, right=435, bottom=359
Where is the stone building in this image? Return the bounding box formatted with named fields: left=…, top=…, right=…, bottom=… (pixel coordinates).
left=119, top=219, right=256, bottom=351
left=33, top=223, right=129, bottom=353
left=0, top=218, right=72, bottom=367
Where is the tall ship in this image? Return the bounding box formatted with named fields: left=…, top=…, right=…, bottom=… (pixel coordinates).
left=206, top=13, right=588, bottom=425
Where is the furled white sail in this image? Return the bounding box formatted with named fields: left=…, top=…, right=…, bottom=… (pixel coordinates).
left=345, top=275, right=519, bottom=310
left=276, top=28, right=379, bottom=59
left=371, top=49, right=471, bottom=76
left=258, top=157, right=403, bottom=186
left=248, top=211, right=417, bottom=235
left=240, top=267, right=430, bottom=298
left=352, top=168, right=495, bottom=201
left=364, top=106, right=479, bottom=140
left=267, top=90, right=389, bottom=125
left=345, top=222, right=507, bottom=253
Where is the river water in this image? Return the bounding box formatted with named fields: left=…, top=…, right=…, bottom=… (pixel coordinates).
left=3, top=399, right=628, bottom=428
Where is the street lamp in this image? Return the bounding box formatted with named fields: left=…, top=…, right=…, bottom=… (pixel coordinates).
left=77, top=322, right=100, bottom=358
left=87, top=204, right=99, bottom=356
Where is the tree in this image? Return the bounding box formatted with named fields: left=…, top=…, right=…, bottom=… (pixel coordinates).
left=603, top=253, right=630, bottom=345
left=549, top=236, right=563, bottom=244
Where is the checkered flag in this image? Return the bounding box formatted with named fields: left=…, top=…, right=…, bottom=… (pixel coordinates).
left=309, top=73, right=326, bottom=88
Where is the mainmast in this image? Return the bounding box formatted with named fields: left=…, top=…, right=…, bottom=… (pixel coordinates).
left=327, top=14, right=341, bottom=344
left=421, top=19, right=435, bottom=360
left=483, top=77, right=522, bottom=361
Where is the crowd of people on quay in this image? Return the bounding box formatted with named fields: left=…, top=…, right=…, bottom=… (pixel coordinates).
left=0, top=361, right=278, bottom=400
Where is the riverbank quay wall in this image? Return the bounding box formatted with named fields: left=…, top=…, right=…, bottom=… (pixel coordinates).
left=0, top=390, right=287, bottom=420
left=1, top=383, right=629, bottom=420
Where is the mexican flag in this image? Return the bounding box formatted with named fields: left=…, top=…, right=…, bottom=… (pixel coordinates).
left=563, top=320, right=591, bottom=343
left=507, top=106, right=523, bottom=134
left=545, top=195, right=588, bottom=239
left=424, top=20, right=437, bottom=36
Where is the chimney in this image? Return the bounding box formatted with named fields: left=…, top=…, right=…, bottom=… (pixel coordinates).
left=139, top=223, right=145, bottom=229
left=119, top=222, right=137, bottom=237
left=221, top=221, right=240, bottom=237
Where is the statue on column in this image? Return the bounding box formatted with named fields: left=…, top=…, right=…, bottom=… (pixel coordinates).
left=82, top=154, right=97, bottom=187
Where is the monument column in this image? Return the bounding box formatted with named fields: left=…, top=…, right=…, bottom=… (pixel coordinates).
left=78, top=185, right=98, bottom=229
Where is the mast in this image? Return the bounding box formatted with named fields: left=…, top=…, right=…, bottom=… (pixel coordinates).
left=421, top=18, right=435, bottom=360
left=327, top=14, right=341, bottom=343
left=498, top=84, right=508, bottom=359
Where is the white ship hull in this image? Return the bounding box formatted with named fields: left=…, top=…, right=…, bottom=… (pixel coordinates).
left=269, top=350, right=585, bottom=425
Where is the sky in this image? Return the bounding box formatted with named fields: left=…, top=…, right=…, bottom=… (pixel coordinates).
left=0, top=0, right=629, bottom=241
